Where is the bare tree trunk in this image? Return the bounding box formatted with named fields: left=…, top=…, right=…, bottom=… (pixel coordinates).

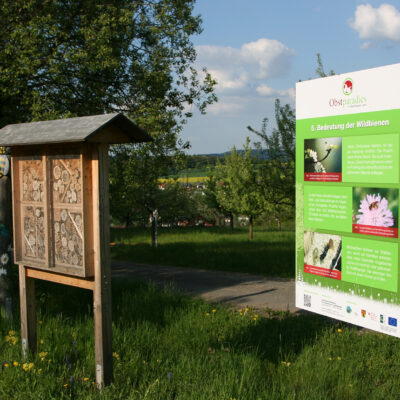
left=151, top=209, right=159, bottom=248
left=249, top=216, right=253, bottom=240
left=125, top=213, right=131, bottom=229
left=229, top=212, right=234, bottom=231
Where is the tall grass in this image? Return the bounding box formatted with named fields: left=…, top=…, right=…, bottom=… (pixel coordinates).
left=1, top=279, right=400, bottom=399
left=111, top=226, right=295, bottom=277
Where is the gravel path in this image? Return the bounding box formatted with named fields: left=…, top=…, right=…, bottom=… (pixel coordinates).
left=111, top=260, right=299, bottom=312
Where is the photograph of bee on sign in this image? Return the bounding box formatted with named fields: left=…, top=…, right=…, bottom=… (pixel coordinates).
left=296, top=63, right=400, bottom=336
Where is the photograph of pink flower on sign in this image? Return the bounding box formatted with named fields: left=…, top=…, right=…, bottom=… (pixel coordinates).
left=304, top=137, right=342, bottom=182
left=352, top=187, right=398, bottom=238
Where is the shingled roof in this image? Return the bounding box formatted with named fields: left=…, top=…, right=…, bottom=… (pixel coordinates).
left=0, top=113, right=152, bottom=146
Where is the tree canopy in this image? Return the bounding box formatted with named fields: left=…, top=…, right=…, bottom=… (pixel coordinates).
left=0, top=1, right=217, bottom=232
left=0, top=0, right=216, bottom=131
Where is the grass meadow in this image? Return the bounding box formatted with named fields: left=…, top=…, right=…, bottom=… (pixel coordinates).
left=2, top=226, right=400, bottom=399
left=1, top=278, right=400, bottom=399
left=110, top=226, right=294, bottom=277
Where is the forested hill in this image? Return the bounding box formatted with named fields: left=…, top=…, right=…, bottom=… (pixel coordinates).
left=186, top=150, right=269, bottom=169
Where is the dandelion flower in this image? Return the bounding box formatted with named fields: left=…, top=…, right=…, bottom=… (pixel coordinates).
left=212, top=309, right=216, bottom=313
left=22, top=362, right=34, bottom=371
left=83, top=377, right=89, bottom=381
left=3, top=363, right=9, bottom=368
left=40, top=339, right=44, bottom=344
left=337, top=357, right=342, bottom=361
left=38, top=369, right=42, bottom=375
left=13, top=361, right=19, bottom=367
left=356, top=193, right=394, bottom=227
left=337, top=328, right=342, bottom=333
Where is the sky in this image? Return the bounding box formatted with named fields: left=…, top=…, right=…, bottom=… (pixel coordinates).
left=181, top=0, right=400, bottom=154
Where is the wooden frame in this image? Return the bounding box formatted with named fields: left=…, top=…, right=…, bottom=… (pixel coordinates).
left=14, top=144, right=113, bottom=387
left=0, top=113, right=152, bottom=389
left=12, top=144, right=93, bottom=277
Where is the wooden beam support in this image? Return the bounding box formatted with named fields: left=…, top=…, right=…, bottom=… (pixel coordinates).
left=19, top=265, right=37, bottom=358
left=25, top=268, right=94, bottom=291
left=92, top=144, right=113, bottom=388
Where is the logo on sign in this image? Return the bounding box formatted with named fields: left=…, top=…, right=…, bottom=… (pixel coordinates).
left=388, top=317, right=398, bottom=327
left=368, top=312, right=378, bottom=321
left=343, top=78, right=353, bottom=95
left=346, top=306, right=352, bottom=314
left=380, top=314, right=385, bottom=324
left=361, top=309, right=366, bottom=318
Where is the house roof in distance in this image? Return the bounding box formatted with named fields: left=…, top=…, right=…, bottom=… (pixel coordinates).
left=0, top=113, right=152, bottom=146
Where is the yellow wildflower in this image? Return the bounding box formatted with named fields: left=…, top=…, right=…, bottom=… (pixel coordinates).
left=63, top=384, right=68, bottom=388
left=337, top=329, right=342, bottom=333
left=38, top=369, right=42, bottom=375
left=40, top=340, right=44, bottom=344
left=13, top=361, right=19, bottom=367
left=212, top=309, right=216, bottom=313
left=8, top=330, right=16, bottom=336
left=39, top=321, right=43, bottom=325
left=205, top=313, right=210, bottom=316
left=39, top=351, right=48, bottom=358
left=337, top=357, right=342, bottom=361
left=112, top=352, right=120, bottom=360
left=83, top=377, right=89, bottom=381
left=22, top=362, right=34, bottom=371
left=3, top=363, right=9, bottom=368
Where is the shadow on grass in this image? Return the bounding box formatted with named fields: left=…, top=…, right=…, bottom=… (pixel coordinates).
left=111, top=239, right=295, bottom=278
left=219, top=312, right=336, bottom=365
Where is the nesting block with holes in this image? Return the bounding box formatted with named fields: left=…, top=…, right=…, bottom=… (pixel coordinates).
left=0, top=113, right=152, bottom=278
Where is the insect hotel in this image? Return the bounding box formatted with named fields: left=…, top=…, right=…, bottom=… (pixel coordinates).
left=0, top=113, right=151, bottom=386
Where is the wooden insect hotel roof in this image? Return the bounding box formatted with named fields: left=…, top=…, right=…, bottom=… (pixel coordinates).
left=0, top=113, right=152, bottom=146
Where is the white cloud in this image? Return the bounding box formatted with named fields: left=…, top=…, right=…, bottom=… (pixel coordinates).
left=256, top=84, right=276, bottom=96
left=350, top=4, right=400, bottom=44
left=207, top=100, right=245, bottom=116
left=196, top=38, right=295, bottom=93
left=256, top=84, right=295, bottom=100
left=195, top=38, right=295, bottom=116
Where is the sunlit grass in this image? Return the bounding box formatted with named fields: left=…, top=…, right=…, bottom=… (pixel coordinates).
left=110, top=226, right=295, bottom=277
left=1, top=279, right=400, bottom=399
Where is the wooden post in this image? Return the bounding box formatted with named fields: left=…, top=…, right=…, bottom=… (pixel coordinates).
left=92, top=144, right=113, bottom=388
left=19, top=265, right=37, bottom=357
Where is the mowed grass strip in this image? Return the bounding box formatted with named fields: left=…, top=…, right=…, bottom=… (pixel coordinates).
left=111, top=226, right=295, bottom=278
left=1, top=279, right=400, bottom=399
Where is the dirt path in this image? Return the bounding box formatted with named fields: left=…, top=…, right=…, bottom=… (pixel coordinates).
left=111, top=260, right=299, bottom=312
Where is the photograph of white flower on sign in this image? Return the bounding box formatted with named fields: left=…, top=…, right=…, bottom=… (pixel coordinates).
left=304, top=137, right=342, bottom=182
left=352, top=187, right=398, bottom=238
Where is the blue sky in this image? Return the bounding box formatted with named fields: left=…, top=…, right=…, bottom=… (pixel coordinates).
left=182, top=1, right=400, bottom=154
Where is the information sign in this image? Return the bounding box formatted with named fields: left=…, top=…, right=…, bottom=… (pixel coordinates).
left=296, top=63, right=400, bottom=336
